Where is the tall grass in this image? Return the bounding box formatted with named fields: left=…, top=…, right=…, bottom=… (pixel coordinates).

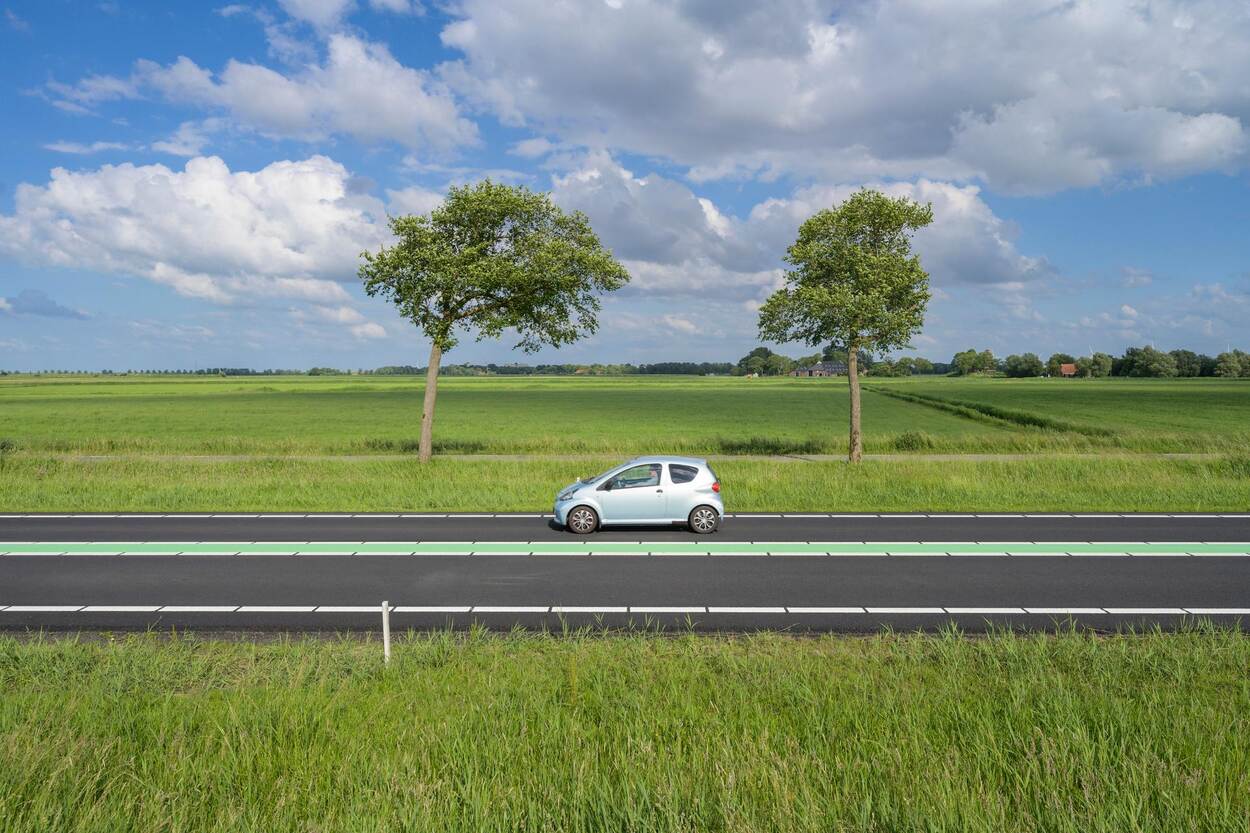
left=3, top=454, right=1248, bottom=512
left=1, top=628, right=1247, bottom=832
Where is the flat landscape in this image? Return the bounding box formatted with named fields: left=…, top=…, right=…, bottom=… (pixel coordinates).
left=2, top=373, right=1249, bottom=511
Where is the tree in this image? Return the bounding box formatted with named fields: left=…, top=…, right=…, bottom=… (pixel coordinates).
left=1089, top=352, right=1114, bottom=377
left=758, top=188, right=933, bottom=462
left=1046, top=352, right=1075, bottom=377
left=1169, top=349, right=1202, bottom=377
left=952, top=349, right=979, bottom=376
left=360, top=180, right=629, bottom=461
left=1117, top=346, right=1178, bottom=378
left=1005, top=353, right=1044, bottom=378
left=912, top=357, right=935, bottom=374
left=764, top=354, right=795, bottom=376
left=975, top=349, right=998, bottom=373
left=1215, top=350, right=1250, bottom=378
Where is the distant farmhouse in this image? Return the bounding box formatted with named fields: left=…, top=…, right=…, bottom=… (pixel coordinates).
left=790, top=360, right=848, bottom=377
left=1059, top=362, right=1077, bottom=377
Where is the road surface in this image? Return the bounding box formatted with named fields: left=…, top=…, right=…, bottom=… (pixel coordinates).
left=2, top=512, right=1247, bottom=631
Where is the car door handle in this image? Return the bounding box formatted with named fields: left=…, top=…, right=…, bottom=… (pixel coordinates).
left=656, top=489, right=663, bottom=493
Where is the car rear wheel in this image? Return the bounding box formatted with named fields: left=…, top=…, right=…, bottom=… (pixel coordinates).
left=566, top=505, right=599, bottom=535
left=688, top=505, right=719, bottom=534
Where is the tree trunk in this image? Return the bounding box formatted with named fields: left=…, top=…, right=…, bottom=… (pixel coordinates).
left=418, top=343, right=442, bottom=463
left=847, top=346, right=863, bottom=463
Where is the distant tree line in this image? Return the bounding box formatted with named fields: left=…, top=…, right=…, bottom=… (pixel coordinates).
left=953, top=346, right=1250, bottom=378
left=729, top=345, right=946, bottom=377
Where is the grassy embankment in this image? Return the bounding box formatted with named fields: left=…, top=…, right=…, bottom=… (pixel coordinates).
left=1, top=374, right=1248, bottom=511
left=2, top=629, right=1248, bottom=832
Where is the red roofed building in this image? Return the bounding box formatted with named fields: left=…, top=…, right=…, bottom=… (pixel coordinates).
left=1059, top=363, right=1077, bottom=377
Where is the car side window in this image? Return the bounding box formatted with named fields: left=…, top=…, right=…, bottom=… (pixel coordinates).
left=610, top=464, right=661, bottom=489
left=669, top=464, right=698, bottom=484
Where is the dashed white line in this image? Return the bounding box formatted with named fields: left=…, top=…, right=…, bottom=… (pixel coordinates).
left=1103, top=608, right=1187, bottom=615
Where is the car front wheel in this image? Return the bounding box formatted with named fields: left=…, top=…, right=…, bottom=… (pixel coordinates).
left=566, top=505, right=599, bottom=535
left=688, top=505, right=719, bottom=534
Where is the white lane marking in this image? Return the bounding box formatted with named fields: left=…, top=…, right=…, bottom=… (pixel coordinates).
left=81, top=605, right=161, bottom=612
left=471, top=606, right=551, bottom=613
left=235, top=605, right=317, bottom=613
left=786, top=607, right=866, bottom=614
left=315, top=606, right=381, bottom=613
left=393, top=606, right=473, bottom=613
left=629, top=607, right=706, bottom=614
left=707, top=606, right=787, bottom=613
left=944, top=607, right=1027, bottom=614
left=1184, top=608, right=1250, bottom=615
left=866, top=607, right=945, bottom=614
left=1103, top=608, right=1188, bottom=615
left=551, top=606, right=629, bottom=613
left=1024, top=608, right=1107, bottom=615
left=2, top=605, right=85, bottom=612
left=160, top=606, right=239, bottom=613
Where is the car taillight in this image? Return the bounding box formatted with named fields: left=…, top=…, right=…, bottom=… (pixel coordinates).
left=712, top=481, right=720, bottom=493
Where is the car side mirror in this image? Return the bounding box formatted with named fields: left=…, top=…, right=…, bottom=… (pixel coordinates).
left=599, top=480, right=613, bottom=491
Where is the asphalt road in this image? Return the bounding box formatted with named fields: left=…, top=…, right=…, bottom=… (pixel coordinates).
left=2, top=513, right=1247, bottom=631
left=2, top=511, right=1248, bottom=542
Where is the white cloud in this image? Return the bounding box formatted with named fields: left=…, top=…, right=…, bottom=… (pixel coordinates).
left=385, top=185, right=443, bottom=215
left=0, top=155, right=392, bottom=305
left=350, top=321, right=387, bottom=339
left=438, top=0, right=1250, bottom=193
left=151, top=119, right=224, bottom=156
left=42, top=140, right=130, bottom=154
left=50, top=35, right=477, bottom=153
left=278, top=0, right=355, bottom=29
left=1121, top=266, right=1154, bottom=288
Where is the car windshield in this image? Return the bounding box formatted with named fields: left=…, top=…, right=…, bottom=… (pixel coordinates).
left=581, top=466, right=621, bottom=484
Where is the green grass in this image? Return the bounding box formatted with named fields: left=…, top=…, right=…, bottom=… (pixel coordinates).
left=0, top=374, right=1068, bottom=455
left=874, top=376, right=1250, bottom=451
left=3, top=374, right=1248, bottom=511
left=2, top=629, right=1248, bottom=832
left=4, top=454, right=1249, bottom=512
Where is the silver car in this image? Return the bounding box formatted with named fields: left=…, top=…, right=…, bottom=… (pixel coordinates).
left=553, top=455, right=724, bottom=534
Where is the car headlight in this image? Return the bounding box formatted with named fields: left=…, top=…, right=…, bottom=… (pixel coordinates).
left=558, top=489, right=577, bottom=502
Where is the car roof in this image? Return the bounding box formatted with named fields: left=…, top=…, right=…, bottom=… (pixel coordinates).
left=627, top=455, right=708, bottom=466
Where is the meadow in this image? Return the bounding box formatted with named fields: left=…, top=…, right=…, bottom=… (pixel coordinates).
left=2, top=373, right=1249, bottom=511
left=2, top=628, right=1247, bottom=832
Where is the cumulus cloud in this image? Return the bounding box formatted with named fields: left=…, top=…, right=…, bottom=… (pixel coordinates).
left=49, top=35, right=477, bottom=152
left=151, top=119, right=225, bottom=156
left=0, top=155, right=394, bottom=305
left=43, top=140, right=130, bottom=155
left=438, top=0, right=1250, bottom=192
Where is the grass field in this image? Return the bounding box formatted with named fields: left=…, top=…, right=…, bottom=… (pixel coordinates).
left=2, top=373, right=1248, bottom=511
left=2, top=628, right=1247, bottom=832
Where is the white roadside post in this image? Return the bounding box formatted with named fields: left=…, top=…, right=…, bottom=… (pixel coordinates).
left=382, top=600, right=391, bottom=664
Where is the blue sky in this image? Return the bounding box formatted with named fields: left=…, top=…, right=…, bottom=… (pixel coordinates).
left=1, top=0, right=1248, bottom=371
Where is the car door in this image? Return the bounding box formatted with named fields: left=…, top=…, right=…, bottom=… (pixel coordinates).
left=599, top=463, right=665, bottom=522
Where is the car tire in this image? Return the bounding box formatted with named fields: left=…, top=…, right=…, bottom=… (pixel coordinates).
left=688, top=505, right=719, bottom=534
left=566, top=505, right=599, bottom=535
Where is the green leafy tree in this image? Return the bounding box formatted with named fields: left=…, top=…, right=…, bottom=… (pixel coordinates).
left=912, top=357, right=935, bottom=374
left=1046, top=352, right=1076, bottom=377
left=1117, top=346, right=1178, bottom=378
left=952, top=349, right=979, bottom=376
left=360, top=180, right=629, bottom=461
left=764, top=354, right=795, bottom=376
left=1089, top=352, right=1113, bottom=377
left=1215, top=350, right=1249, bottom=378
left=975, top=349, right=998, bottom=373
left=758, top=189, right=933, bottom=462
left=1005, top=353, right=1044, bottom=378
left=1169, top=349, right=1202, bottom=377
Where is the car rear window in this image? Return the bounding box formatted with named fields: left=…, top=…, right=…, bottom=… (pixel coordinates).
left=670, top=464, right=699, bottom=484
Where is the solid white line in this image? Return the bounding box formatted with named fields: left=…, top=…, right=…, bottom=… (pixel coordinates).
left=160, top=606, right=239, bottom=613
left=82, top=605, right=161, bottom=612
left=944, top=607, right=1027, bottom=614
left=393, top=606, right=473, bottom=613
left=1024, top=608, right=1106, bottom=615
left=551, top=606, right=629, bottom=613
left=866, top=607, right=945, bottom=614
left=1103, top=608, right=1187, bottom=615
left=2, top=605, right=84, bottom=612
left=315, top=606, right=380, bottom=613
left=707, top=606, right=787, bottom=613
left=1183, top=608, right=1250, bottom=615
left=629, top=607, right=706, bottom=614
left=235, top=605, right=317, bottom=613
left=786, top=607, right=866, bottom=614
left=471, top=606, right=551, bottom=613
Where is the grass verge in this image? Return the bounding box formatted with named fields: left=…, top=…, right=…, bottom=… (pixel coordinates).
left=3, top=454, right=1250, bottom=512
left=2, top=628, right=1248, bottom=832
